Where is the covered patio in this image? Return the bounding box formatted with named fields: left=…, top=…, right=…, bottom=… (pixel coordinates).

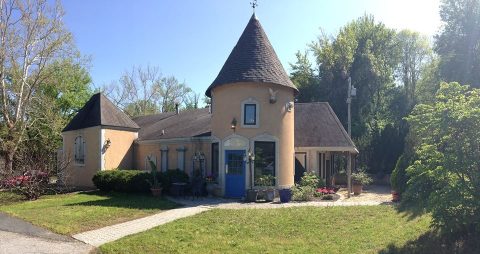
left=294, top=102, right=358, bottom=196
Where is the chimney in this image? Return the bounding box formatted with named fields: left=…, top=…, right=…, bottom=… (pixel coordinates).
left=175, top=103, right=179, bottom=115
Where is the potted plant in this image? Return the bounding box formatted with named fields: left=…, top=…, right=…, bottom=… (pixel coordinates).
left=148, top=159, right=162, bottom=196
left=255, top=175, right=276, bottom=202
left=351, top=170, right=372, bottom=195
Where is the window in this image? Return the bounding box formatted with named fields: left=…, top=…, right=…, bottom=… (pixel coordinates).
left=254, top=141, right=275, bottom=186
left=74, top=136, right=85, bottom=165
left=211, top=143, right=219, bottom=179
left=244, top=104, right=256, bottom=125
left=177, top=146, right=186, bottom=171
left=161, top=146, right=168, bottom=172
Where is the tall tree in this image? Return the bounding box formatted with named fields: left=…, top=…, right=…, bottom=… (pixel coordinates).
left=105, top=65, right=163, bottom=117
left=435, top=0, right=480, bottom=87
left=395, top=30, right=432, bottom=109
left=0, top=0, right=73, bottom=174
left=105, top=65, right=194, bottom=116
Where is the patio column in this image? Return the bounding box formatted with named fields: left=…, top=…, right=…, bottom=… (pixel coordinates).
left=347, top=152, right=352, bottom=198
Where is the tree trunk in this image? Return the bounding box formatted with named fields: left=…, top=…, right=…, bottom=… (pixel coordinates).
left=4, top=151, right=14, bottom=175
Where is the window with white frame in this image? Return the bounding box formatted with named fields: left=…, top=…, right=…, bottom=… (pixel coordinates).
left=74, top=136, right=85, bottom=165
left=241, top=98, right=259, bottom=128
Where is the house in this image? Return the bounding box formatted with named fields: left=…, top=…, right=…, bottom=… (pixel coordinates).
left=61, top=14, right=357, bottom=197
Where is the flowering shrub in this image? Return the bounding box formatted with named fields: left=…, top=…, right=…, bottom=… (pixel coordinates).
left=205, top=174, right=217, bottom=183
left=316, top=187, right=337, bottom=195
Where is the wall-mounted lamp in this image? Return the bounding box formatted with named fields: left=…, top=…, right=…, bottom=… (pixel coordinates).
left=231, top=118, right=237, bottom=131
left=286, top=101, right=294, bottom=112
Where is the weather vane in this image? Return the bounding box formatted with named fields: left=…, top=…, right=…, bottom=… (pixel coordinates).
left=250, top=0, right=258, bottom=13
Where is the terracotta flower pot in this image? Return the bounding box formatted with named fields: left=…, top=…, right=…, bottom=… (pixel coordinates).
left=150, top=187, right=163, bottom=197
left=352, top=184, right=363, bottom=195
left=391, top=191, right=401, bottom=202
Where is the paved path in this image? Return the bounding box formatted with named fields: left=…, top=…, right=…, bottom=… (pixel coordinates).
left=73, top=206, right=209, bottom=247
left=0, top=212, right=94, bottom=254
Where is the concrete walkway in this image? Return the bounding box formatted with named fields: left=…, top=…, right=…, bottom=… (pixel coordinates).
left=0, top=212, right=94, bottom=254
left=73, top=206, right=210, bottom=247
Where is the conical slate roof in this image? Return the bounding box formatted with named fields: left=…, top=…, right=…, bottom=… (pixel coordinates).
left=62, top=93, right=140, bottom=132
left=206, top=14, right=298, bottom=97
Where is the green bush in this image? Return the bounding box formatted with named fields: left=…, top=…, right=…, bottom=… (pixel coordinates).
left=160, top=169, right=189, bottom=192
left=92, top=169, right=190, bottom=193
left=292, top=172, right=321, bottom=201
left=292, top=185, right=316, bottom=201
left=391, top=154, right=409, bottom=193
left=92, top=169, right=153, bottom=193
left=351, top=170, right=373, bottom=185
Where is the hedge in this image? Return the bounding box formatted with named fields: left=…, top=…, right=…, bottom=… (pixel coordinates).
left=92, top=169, right=190, bottom=193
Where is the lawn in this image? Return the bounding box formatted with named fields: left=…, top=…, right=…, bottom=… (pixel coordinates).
left=100, top=206, right=432, bottom=254
left=0, top=191, right=178, bottom=235
left=0, top=191, right=25, bottom=206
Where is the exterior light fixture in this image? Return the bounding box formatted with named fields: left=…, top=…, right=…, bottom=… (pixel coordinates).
left=286, top=101, right=294, bottom=112
left=231, top=118, right=237, bottom=130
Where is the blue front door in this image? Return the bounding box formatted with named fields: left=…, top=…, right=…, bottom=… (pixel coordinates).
left=225, top=150, right=246, bottom=198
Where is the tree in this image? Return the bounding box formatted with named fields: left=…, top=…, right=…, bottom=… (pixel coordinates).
left=395, top=30, right=432, bottom=109
left=435, top=0, right=480, bottom=87
left=105, top=65, right=193, bottom=116
left=184, top=92, right=200, bottom=109
left=160, top=76, right=191, bottom=112
left=292, top=15, right=403, bottom=173
left=0, top=0, right=73, bottom=174
left=404, top=82, right=480, bottom=236
left=105, top=65, right=163, bottom=117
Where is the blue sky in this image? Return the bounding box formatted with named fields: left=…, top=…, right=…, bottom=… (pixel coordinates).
left=62, top=0, right=441, bottom=95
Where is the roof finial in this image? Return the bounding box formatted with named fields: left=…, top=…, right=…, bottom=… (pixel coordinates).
left=250, top=0, right=258, bottom=14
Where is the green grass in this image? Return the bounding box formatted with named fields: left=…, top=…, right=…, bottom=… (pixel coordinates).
left=0, top=191, right=25, bottom=205
left=0, top=191, right=178, bottom=235
left=100, top=206, right=432, bottom=254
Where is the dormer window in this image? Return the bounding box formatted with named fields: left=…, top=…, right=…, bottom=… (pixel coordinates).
left=244, top=104, right=256, bottom=125
left=241, top=98, right=259, bottom=128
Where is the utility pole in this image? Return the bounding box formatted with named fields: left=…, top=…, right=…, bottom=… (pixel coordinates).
left=346, top=77, right=355, bottom=198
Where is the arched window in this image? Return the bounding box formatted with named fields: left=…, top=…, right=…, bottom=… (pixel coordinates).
left=74, top=136, right=85, bottom=165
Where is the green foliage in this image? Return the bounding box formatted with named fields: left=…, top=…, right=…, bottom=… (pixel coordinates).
left=92, top=168, right=190, bottom=193
left=160, top=169, right=189, bottom=192
left=148, top=159, right=161, bottom=188
left=435, top=0, right=480, bottom=87
left=351, top=170, right=373, bottom=185
left=391, top=154, right=409, bottom=193
left=292, top=172, right=321, bottom=201
left=404, top=82, right=480, bottom=235
left=92, top=170, right=153, bottom=193
left=254, top=175, right=275, bottom=187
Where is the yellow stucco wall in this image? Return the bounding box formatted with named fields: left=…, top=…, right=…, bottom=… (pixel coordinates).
left=103, top=129, right=137, bottom=170
left=134, top=140, right=212, bottom=175
left=211, top=82, right=296, bottom=188
left=62, top=126, right=101, bottom=188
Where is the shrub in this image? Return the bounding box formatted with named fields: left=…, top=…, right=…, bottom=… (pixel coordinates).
left=351, top=170, right=373, bottom=185
left=92, top=169, right=153, bottom=193
left=391, top=154, right=409, bottom=193
left=160, top=169, right=189, bottom=192
left=292, top=185, right=316, bottom=201
left=291, top=171, right=321, bottom=201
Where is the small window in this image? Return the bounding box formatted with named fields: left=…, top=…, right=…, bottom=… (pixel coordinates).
left=244, top=104, right=256, bottom=125
left=74, top=136, right=85, bottom=165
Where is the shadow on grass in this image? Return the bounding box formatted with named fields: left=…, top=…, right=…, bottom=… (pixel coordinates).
left=66, top=191, right=180, bottom=210
left=379, top=230, right=480, bottom=254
